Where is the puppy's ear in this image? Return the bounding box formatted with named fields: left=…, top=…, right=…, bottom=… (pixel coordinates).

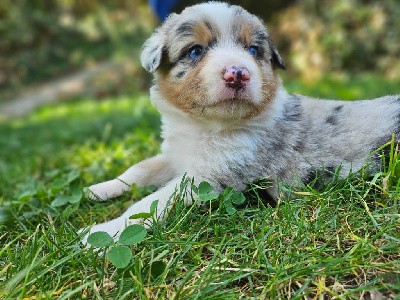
left=141, top=30, right=165, bottom=73
left=269, top=40, right=286, bottom=70
left=141, top=13, right=180, bottom=72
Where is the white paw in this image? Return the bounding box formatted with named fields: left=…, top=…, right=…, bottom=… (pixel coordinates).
left=86, top=179, right=130, bottom=201
left=80, top=217, right=128, bottom=247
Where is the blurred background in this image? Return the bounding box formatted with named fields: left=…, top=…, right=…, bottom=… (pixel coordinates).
left=1, top=0, right=400, bottom=116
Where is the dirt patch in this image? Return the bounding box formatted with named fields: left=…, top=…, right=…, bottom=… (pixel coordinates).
left=0, top=60, right=137, bottom=118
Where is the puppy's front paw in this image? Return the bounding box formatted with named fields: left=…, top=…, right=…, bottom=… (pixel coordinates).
left=86, top=179, right=130, bottom=201
left=80, top=217, right=127, bottom=247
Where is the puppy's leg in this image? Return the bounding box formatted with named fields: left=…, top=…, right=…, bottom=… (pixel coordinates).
left=88, top=154, right=174, bottom=201
left=82, top=177, right=190, bottom=244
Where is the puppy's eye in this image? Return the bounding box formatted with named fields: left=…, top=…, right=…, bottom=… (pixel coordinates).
left=188, top=45, right=204, bottom=60
left=248, top=45, right=259, bottom=57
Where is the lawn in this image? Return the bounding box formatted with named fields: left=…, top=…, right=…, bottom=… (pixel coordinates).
left=0, top=76, right=399, bottom=299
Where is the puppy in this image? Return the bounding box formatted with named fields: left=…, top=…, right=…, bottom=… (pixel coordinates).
left=83, top=2, right=399, bottom=242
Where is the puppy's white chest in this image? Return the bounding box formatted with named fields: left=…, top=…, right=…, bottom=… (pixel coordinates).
left=163, top=128, right=260, bottom=179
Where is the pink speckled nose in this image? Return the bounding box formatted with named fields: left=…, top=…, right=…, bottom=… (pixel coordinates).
left=223, top=66, right=250, bottom=90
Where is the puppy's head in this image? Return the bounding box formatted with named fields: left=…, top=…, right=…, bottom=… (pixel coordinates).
left=141, top=2, right=285, bottom=121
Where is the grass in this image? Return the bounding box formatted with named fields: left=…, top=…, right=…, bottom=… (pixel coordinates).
left=0, top=76, right=399, bottom=299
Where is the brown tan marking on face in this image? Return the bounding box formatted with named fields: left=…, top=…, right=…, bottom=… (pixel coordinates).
left=235, top=17, right=255, bottom=47
left=156, top=19, right=218, bottom=114
left=157, top=57, right=208, bottom=114
left=192, top=20, right=216, bottom=46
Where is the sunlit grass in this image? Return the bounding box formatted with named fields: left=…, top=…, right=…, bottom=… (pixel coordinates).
left=0, top=94, right=160, bottom=194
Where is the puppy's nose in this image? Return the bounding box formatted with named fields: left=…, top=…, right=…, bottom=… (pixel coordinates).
left=223, top=66, right=250, bottom=90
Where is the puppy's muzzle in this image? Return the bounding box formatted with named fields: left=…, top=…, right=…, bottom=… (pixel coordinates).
left=223, top=66, right=250, bottom=91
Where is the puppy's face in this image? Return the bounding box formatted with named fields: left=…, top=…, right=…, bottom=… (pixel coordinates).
left=141, top=2, right=285, bottom=121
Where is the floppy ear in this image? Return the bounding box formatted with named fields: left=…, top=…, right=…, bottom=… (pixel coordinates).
left=271, top=47, right=286, bottom=70
left=268, top=39, right=286, bottom=70
left=141, top=13, right=180, bottom=72
left=141, top=29, right=165, bottom=73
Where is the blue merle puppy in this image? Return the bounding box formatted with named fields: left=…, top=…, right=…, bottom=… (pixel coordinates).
left=82, top=2, right=400, bottom=242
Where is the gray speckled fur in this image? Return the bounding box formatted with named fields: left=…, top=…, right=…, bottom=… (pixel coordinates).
left=193, top=93, right=400, bottom=196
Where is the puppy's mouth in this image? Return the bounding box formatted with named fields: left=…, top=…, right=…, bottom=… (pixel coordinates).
left=215, top=85, right=252, bottom=104
left=186, top=79, right=261, bottom=120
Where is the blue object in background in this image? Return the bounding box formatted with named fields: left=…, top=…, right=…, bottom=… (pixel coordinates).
left=149, top=0, right=180, bottom=21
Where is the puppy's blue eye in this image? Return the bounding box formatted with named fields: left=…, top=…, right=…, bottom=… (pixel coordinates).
left=248, top=46, right=258, bottom=57
left=188, top=45, right=204, bottom=60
